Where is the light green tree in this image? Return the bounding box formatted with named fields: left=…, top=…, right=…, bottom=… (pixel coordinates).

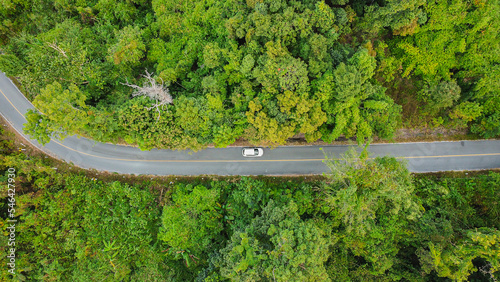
left=24, top=82, right=88, bottom=144
left=419, top=228, right=500, bottom=281
left=159, top=185, right=223, bottom=266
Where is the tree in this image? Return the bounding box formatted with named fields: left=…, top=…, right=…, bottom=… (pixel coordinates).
left=24, top=82, right=88, bottom=144
left=159, top=184, right=223, bottom=266
left=245, top=99, right=298, bottom=146
left=397, top=31, right=463, bottom=81
left=317, top=48, right=401, bottom=143
left=420, top=79, right=461, bottom=115
left=412, top=171, right=500, bottom=281
left=122, top=70, right=173, bottom=120
left=322, top=148, right=422, bottom=277
left=94, top=0, right=149, bottom=25
left=17, top=19, right=108, bottom=96
left=418, top=228, right=500, bottom=281
left=470, top=66, right=500, bottom=138
left=245, top=50, right=328, bottom=145
left=1, top=170, right=169, bottom=281
left=388, top=0, right=499, bottom=136
left=116, top=97, right=201, bottom=150
left=107, top=25, right=145, bottom=71
left=449, top=101, right=483, bottom=126
left=217, top=200, right=333, bottom=281
left=361, top=0, right=426, bottom=35
left=0, top=52, right=25, bottom=77
left=173, top=96, right=212, bottom=143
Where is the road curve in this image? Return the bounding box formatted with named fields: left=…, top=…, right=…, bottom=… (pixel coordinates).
left=1, top=72, right=499, bottom=175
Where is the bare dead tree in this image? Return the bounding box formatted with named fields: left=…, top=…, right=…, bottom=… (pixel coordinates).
left=121, top=69, right=173, bottom=120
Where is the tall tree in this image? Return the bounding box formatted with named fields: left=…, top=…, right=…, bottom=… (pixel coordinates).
left=361, top=0, right=426, bottom=35
left=108, top=25, right=146, bottom=75
left=420, top=79, right=461, bottom=115
left=322, top=148, right=422, bottom=277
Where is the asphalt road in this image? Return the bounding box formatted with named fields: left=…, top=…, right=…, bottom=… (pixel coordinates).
left=1, top=72, right=499, bottom=175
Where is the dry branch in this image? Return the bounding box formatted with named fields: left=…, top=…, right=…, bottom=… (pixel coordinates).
left=47, top=42, right=68, bottom=58
left=121, top=70, right=173, bottom=120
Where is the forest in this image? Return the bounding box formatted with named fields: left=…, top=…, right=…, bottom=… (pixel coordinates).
left=0, top=0, right=499, bottom=149
left=1, top=0, right=500, bottom=281
left=1, top=126, right=500, bottom=281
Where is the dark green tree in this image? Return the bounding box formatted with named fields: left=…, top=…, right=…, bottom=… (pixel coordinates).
left=420, top=79, right=461, bottom=115
left=317, top=48, right=401, bottom=143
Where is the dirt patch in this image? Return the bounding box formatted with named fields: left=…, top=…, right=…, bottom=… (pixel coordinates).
left=390, top=127, right=472, bottom=142
left=243, top=127, right=477, bottom=147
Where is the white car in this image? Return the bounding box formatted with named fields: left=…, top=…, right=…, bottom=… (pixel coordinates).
left=242, top=147, right=264, bottom=157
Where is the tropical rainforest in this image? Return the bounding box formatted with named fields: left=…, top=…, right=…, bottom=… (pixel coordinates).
left=0, top=0, right=499, bottom=150
left=1, top=126, right=499, bottom=281
left=1, top=1, right=500, bottom=281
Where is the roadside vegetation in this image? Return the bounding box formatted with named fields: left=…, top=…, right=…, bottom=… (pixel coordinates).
left=0, top=0, right=498, bottom=150
left=1, top=127, right=499, bottom=281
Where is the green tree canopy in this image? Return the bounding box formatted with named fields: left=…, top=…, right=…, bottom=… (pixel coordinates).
left=317, top=48, right=401, bottom=143
left=323, top=148, right=422, bottom=276
left=217, top=200, right=332, bottom=281
left=24, top=82, right=89, bottom=144
left=159, top=184, right=223, bottom=266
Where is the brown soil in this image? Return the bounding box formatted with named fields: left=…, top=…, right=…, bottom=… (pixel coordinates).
left=229, top=126, right=476, bottom=148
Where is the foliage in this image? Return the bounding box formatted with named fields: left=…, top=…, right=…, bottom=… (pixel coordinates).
left=470, top=65, right=500, bottom=138
left=107, top=25, right=146, bottom=74
left=323, top=148, right=422, bottom=277
left=316, top=48, right=401, bottom=143
left=389, top=0, right=500, bottom=134
left=159, top=184, right=223, bottom=266
left=0, top=0, right=426, bottom=150
left=4, top=0, right=498, bottom=147
left=217, top=200, right=333, bottom=281
left=413, top=172, right=500, bottom=281
left=23, top=82, right=89, bottom=144
left=0, top=153, right=169, bottom=280
left=361, top=0, right=426, bottom=35
left=1, top=138, right=499, bottom=280
left=418, top=228, right=500, bottom=281
left=1, top=0, right=500, bottom=279
left=419, top=80, right=461, bottom=115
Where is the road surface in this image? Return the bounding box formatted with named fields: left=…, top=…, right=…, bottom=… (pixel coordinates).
left=1, top=72, right=499, bottom=175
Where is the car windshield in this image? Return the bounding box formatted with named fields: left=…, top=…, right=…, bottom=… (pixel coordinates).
left=254, top=149, right=258, bottom=154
